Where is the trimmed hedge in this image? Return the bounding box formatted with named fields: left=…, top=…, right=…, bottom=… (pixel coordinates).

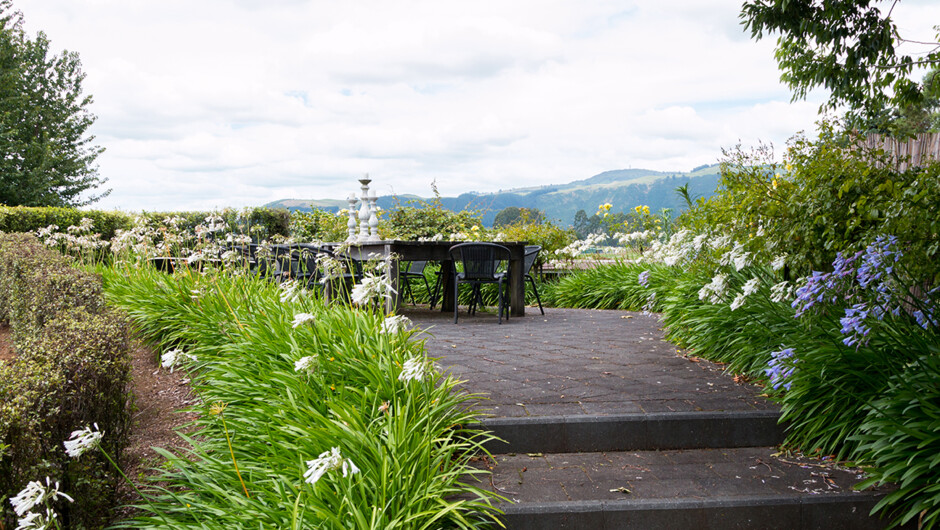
left=0, top=206, right=292, bottom=242
left=0, top=233, right=131, bottom=529
left=0, top=206, right=134, bottom=241
left=136, top=207, right=291, bottom=240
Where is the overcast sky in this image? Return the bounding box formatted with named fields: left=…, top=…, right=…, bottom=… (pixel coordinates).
left=13, top=0, right=940, bottom=212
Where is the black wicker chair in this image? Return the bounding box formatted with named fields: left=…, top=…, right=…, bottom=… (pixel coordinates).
left=523, top=245, right=545, bottom=315
left=400, top=260, right=431, bottom=306
left=448, top=242, right=511, bottom=324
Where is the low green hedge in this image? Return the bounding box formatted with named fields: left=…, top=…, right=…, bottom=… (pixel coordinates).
left=0, top=206, right=292, bottom=242
left=0, top=233, right=131, bottom=530
left=0, top=206, right=134, bottom=241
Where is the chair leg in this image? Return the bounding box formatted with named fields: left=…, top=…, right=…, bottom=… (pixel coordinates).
left=527, top=275, right=545, bottom=315
left=403, top=277, right=417, bottom=306
left=430, top=272, right=443, bottom=309
left=453, top=281, right=459, bottom=324
left=497, top=280, right=504, bottom=324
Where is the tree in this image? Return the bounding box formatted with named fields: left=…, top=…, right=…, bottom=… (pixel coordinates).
left=0, top=1, right=107, bottom=207
left=741, top=0, right=940, bottom=120
left=493, top=206, right=542, bottom=227
left=848, top=67, right=940, bottom=136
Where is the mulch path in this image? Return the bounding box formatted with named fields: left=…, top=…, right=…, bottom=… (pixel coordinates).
left=114, top=342, right=200, bottom=518
left=0, top=323, right=14, bottom=363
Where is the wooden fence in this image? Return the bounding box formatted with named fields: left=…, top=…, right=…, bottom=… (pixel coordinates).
left=859, top=132, right=940, bottom=171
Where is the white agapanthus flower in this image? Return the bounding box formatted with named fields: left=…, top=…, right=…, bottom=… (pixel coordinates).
left=304, top=447, right=360, bottom=485
left=350, top=273, right=396, bottom=306
left=380, top=315, right=411, bottom=334
left=10, top=477, right=73, bottom=518
left=730, top=293, right=747, bottom=311
left=698, top=273, right=729, bottom=304
left=398, top=356, right=430, bottom=383
left=294, top=356, right=318, bottom=374
left=719, top=250, right=734, bottom=267
left=161, top=348, right=196, bottom=373
left=742, top=278, right=761, bottom=296
left=770, top=281, right=794, bottom=303
left=771, top=254, right=787, bottom=271
left=63, top=424, right=103, bottom=458
left=710, top=235, right=731, bottom=250
left=291, top=313, right=316, bottom=329
left=279, top=280, right=304, bottom=304
left=732, top=251, right=751, bottom=271
left=14, top=511, right=44, bottom=530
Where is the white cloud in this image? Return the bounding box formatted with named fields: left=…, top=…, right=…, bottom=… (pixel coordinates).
left=13, top=0, right=932, bottom=212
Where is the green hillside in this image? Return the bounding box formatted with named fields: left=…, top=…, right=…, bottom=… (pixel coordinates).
left=264, top=165, right=721, bottom=227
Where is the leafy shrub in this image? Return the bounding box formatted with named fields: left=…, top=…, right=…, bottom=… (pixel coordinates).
left=381, top=195, right=481, bottom=241
left=682, top=123, right=940, bottom=279
left=0, top=233, right=131, bottom=529
left=0, top=206, right=133, bottom=240
left=136, top=207, right=291, bottom=241
left=290, top=209, right=349, bottom=243
left=11, top=265, right=106, bottom=347
left=493, top=214, right=575, bottom=268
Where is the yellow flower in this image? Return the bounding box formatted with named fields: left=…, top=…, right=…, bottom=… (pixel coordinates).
left=209, top=402, right=227, bottom=416
left=643, top=205, right=650, bottom=215
left=772, top=178, right=778, bottom=190
left=471, top=225, right=479, bottom=231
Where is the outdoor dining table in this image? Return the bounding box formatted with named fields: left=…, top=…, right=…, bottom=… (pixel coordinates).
left=341, top=240, right=528, bottom=317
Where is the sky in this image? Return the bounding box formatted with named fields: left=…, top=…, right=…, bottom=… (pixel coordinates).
left=12, top=0, right=940, bottom=212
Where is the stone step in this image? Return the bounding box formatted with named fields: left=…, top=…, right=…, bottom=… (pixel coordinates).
left=470, top=447, right=901, bottom=530
left=476, top=410, right=786, bottom=454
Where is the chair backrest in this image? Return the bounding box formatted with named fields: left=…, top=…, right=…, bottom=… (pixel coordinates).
left=449, top=242, right=511, bottom=281
left=295, top=244, right=329, bottom=280
left=523, top=245, right=541, bottom=275
left=407, top=260, right=428, bottom=274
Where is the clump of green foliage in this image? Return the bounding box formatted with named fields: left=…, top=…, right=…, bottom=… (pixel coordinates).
left=0, top=206, right=133, bottom=240
left=684, top=122, right=940, bottom=279
left=290, top=208, right=349, bottom=242
left=381, top=190, right=482, bottom=241
left=0, top=233, right=131, bottom=529
left=98, top=260, right=501, bottom=529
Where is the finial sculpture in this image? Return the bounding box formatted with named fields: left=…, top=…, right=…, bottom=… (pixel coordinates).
left=346, top=194, right=358, bottom=241
left=368, top=194, right=379, bottom=240
left=358, top=174, right=372, bottom=242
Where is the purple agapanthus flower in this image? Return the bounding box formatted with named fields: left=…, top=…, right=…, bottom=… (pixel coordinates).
left=839, top=303, right=878, bottom=347
left=857, top=235, right=900, bottom=289
left=638, top=270, right=651, bottom=288
left=792, top=271, right=831, bottom=317
left=914, top=309, right=938, bottom=330
left=765, top=347, right=797, bottom=390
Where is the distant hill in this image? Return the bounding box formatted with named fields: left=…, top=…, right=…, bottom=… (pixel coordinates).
left=264, top=164, right=721, bottom=227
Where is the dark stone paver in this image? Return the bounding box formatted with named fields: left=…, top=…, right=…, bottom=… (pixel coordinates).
left=405, top=307, right=776, bottom=417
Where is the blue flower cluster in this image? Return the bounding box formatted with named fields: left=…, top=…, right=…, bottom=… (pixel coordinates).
left=765, top=347, right=796, bottom=390
left=638, top=270, right=651, bottom=288
left=789, top=236, right=930, bottom=347
left=839, top=303, right=884, bottom=347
